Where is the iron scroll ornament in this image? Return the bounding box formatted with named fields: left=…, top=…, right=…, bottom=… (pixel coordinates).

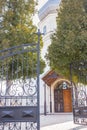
left=0, top=78, right=37, bottom=97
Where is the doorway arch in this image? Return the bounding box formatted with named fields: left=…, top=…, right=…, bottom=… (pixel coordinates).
left=53, top=81, right=72, bottom=112
left=42, top=70, right=73, bottom=113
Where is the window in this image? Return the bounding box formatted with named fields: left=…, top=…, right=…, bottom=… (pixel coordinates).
left=43, top=25, right=47, bottom=35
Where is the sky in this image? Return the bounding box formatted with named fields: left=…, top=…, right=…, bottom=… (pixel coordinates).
left=33, top=0, right=48, bottom=26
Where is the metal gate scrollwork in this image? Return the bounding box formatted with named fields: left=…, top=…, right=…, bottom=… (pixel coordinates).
left=0, top=38, right=40, bottom=129
left=70, top=61, right=87, bottom=125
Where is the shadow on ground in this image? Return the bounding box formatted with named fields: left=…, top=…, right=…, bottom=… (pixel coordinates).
left=69, top=125, right=87, bottom=130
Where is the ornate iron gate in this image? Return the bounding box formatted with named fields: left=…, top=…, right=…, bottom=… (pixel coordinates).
left=0, top=37, right=40, bottom=129
left=70, top=61, right=87, bottom=125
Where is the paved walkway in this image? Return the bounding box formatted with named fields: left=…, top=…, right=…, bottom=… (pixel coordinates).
left=40, top=113, right=87, bottom=130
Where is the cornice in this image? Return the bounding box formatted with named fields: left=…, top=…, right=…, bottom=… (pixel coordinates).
left=38, top=0, right=60, bottom=21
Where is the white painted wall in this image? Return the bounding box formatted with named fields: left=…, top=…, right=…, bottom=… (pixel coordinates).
left=39, top=13, right=57, bottom=74
left=39, top=11, right=58, bottom=114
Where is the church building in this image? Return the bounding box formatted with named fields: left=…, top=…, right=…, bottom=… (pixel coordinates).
left=38, top=0, right=72, bottom=114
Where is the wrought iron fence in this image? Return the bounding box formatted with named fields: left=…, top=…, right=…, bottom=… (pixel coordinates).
left=0, top=42, right=40, bottom=130
left=70, top=61, right=87, bottom=125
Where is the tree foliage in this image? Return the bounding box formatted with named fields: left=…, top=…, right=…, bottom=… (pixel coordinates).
left=47, top=0, right=87, bottom=80
left=0, top=0, right=37, bottom=48
left=0, top=0, right=45, bottom=78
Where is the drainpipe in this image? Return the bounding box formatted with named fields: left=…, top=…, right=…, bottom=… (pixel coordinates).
left=50, top=87, right=52, bottom=113
left=44, top=83, right=47, bottom=115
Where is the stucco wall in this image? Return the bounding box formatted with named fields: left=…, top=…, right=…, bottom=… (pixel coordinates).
left=39, top=1, right=59, bottom=114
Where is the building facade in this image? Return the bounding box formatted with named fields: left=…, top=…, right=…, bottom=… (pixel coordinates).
left=38, top=0, right=60, bottom=71
left=38, top=0, right=72, bottom=114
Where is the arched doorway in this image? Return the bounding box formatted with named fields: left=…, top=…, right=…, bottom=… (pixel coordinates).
left=54, top=82, right=72, bottom=112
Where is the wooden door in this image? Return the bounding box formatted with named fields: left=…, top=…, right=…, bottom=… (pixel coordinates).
left=63, top=89, right=72, bottom=112
left=54, top=89, right=63, bottom=112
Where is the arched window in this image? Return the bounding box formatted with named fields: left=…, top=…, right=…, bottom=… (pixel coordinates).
left=43, top=25, right=47, bottom=35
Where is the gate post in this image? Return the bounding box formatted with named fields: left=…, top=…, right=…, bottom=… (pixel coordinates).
left=36, top=29, right=44, bottom=129
left=37, top=29, right=41, bottom=130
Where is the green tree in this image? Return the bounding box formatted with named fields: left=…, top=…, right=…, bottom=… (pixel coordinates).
left=0, top=0, right=37, bottom=48
left=47, top=0, right=87, bottom=80
left=0, top=0, right=45, bottom=78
